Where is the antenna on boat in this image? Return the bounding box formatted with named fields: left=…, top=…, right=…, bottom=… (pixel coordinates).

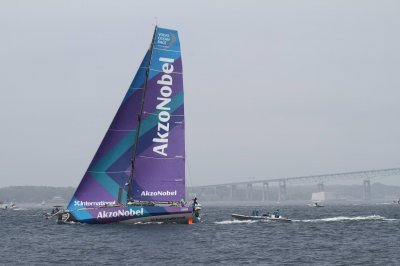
left=154, top=17, right=159, bottom=27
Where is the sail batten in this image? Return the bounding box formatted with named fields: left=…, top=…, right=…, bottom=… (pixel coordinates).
left=108, top=129, right=137, bottom=132
left=153, top=47, right=181, bottom=53
left=148, top=68, right=183, bottom=74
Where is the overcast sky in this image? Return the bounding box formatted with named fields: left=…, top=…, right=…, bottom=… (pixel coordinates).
left=1, top=0, right=399, bottom=187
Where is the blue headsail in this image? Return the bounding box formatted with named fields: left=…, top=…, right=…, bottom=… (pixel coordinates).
left=67, top=51, right=149, bottom=211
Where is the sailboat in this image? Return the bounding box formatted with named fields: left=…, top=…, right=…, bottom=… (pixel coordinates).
left=57, top=26, right=201, bottom=224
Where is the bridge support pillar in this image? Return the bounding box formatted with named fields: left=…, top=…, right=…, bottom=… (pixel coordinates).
left=200, top=188, right=205, bottom=198
left=230, top=185, right=236, bottom=199
left=317, top=183, right=324, bottom=192
left=278, top=180, right=287, bottom=201
left=363, top=179, right=371, bottom=200
left=262, top=182, right=270, bottom=201
left=246, top=184, right=253, bottom=201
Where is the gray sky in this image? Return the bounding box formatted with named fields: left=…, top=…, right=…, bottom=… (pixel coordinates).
left=1, top=0, right=399, bottom=187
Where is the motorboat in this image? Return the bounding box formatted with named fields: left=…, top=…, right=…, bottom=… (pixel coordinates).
left=231, top=213, right=291, bottom=222
left=308, top=202, right=324, bottom=207
left=1, top=202, right=16, bottom=209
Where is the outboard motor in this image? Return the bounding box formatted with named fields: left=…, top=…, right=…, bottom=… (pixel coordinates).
left=57, top=210, right=77, bottom=224
left=192, top=197, right=202, bottom=223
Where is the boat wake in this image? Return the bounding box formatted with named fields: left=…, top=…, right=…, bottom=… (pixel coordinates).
left=214, top=220, right=258, bottom=225
left=294, top=215, right=399, bottom=223
left=133, top=222, right=164, bottom=225
left=215, top=215, right=399, bottom=225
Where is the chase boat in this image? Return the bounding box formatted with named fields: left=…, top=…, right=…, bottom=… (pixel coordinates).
left=231, top=211, right=291, bottom=222
left=308, top=202, right=324, bottom=207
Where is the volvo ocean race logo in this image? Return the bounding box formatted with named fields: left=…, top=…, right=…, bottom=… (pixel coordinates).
left=153, top=56, right=174, bottom=157
left=141, top=190, right=177, bottom=197
left=156, top=32, right=176, bottom=49
left=97, top=208, right=144, bottom=219
left=74, top=200, right=116, bottom=207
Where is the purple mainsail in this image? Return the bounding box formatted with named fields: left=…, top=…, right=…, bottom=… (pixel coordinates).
left=131, top=27, right=185, bottom=202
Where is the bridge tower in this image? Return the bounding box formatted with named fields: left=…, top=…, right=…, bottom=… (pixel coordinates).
left=262, top=182, right=270, bottom=201
left=363, top=179, right=371, bottom=200
left=246, top=183, right=253, bottom=200
left=278, top=180, right=287, bottom=201
left=230, top=185, right=236, bottom=199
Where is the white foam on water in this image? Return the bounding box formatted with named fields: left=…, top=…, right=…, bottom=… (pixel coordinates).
left=294, top=215, right=399, bottom=223
left=214, top=220, right=257, bottom=225
left=133, top=221, right=164, bottom=225
left=379, top=202, right=398, bottom=205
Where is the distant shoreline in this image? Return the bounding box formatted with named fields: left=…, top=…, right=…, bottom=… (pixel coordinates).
left=1, top=184, right=399, bottom=204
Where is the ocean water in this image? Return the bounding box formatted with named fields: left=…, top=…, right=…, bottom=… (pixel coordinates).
left=1, top=203, right=399, bottom=265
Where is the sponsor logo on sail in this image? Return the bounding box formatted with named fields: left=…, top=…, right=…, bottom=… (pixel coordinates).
left=97, top=208, right=144, bottom=219
left=74, top=200, right=116, bottom=207
left=141, top=190, right=177, bottom=197
left=153, top=57, right=175, bottom=157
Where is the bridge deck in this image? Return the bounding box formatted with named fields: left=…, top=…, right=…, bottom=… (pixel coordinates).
left=190, top=168, right=400, bottom=189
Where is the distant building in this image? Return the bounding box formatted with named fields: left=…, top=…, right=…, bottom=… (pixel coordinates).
left=311, top=191, right=336, bottom=201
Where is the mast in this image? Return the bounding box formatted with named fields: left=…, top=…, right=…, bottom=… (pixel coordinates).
left=127, top=26, right=158, bottom=201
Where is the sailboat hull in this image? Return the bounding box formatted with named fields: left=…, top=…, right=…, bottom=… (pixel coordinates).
left=58, top=206, right=193, bottom=224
